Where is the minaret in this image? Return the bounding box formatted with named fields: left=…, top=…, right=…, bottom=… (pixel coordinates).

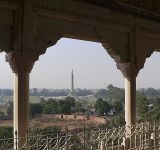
left=71, top=70, right=75, bottom=98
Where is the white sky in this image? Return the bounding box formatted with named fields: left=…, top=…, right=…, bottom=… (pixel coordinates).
left=0, top=38, right=160, bottom=89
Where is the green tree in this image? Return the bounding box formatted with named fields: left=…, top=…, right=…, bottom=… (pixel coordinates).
left=113, top=101, right=123, bottom=113
left=150, top=98, right=160, bottom=120
left=0, top=127, right=13, bottom=138
left=96, top=89, right=107, bottom=97
left=107, top=84, right=114, bottom=104
left=58, top=97, right=75, bottom=114
left=137, top=91, right=148, bottom=119
left=43, top=99, right=58, bottom=114
left=65, top=96, right=75, bottom=107
left=58, top=100, right=72, bottom=114
left=96, top=84, right=125, bottom=104
left=105, top=114, right=125, bottom=128
left=72, top=101, right=82, bottom=113
left=145, top=88, right=159, bottom=98
left=30, top=103, right=43, bottom=118
left=95, top=98, right=111, bottom=116
left=30, top=126, right=61, bottom=135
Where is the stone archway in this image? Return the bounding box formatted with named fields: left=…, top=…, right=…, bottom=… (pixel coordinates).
left=1, top=0, right=160, bottom=146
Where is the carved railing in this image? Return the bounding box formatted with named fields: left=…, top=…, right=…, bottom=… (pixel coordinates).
left=0, top=122, right=160, bottom=150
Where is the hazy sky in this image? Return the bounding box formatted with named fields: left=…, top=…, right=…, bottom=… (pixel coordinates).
left=0, top=38, right=160, bottom=89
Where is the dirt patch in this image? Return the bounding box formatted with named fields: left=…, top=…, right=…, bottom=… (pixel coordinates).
left=0, top=116, right=105, bottom=130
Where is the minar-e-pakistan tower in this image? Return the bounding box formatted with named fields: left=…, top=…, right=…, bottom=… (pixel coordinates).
left=71, top=70, right=75, bottom=98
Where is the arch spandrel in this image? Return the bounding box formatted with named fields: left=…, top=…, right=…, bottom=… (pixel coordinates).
left=100, top=26, right=160, bottom=78
left=95, top=26, right=130, bottom=61
left=134, top=29, right=160, bottom=72
left=99, top=26, right=132, bottom=77
left=33, top=33, right=62, bottom=56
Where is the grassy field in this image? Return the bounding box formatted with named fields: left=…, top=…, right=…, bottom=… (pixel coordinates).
left=2, top=96, right=41, bottom=103
left=29, top=96, right=41, bottom=103
left=0, top=96, right=41, bottom=114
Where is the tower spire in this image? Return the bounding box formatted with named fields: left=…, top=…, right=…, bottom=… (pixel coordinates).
left=71, top=69, right=75, bottom=98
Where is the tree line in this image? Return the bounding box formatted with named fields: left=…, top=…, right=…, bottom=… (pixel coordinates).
left=30, top=97, right=83, bottom=118
left=1, top=85, right=160, bottom=98
left=6, top=97, right=77, bottom=117
left=0, top=88, right=92, bottom=97
left=136, top=91, right=160, bottom=121
left=6, top=96, right=124, bottom=118
left=4, top=84, right=160, bottom=121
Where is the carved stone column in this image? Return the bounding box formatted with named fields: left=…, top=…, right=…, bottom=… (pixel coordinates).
left=117, top=63, right=138, bottom=128
left=117, top=63, right=138, bottom=149
left=124, top=76, right=136, bottom=127
left=6, top=52, right=37, bottom=147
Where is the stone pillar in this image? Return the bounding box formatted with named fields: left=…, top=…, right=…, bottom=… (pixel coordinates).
left=13, top=72, right=30, bottom=138
left=118, top=63, right=138, bottom=149
left=117, top=63, right=137, bottom=127
left=125, top=76, right=136, bottom=127
left=124, top=76, right=136, bottom=149
left=6, top=52, right=36, bottom=147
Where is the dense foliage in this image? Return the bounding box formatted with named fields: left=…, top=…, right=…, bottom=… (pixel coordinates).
left=0, top=127, right=13, bottom=138
left=136, top=90, right=160, bottom=121
left=0, top=126, right=61, bottom=139
left=113, top=101, right=123, bottom=113
left=29, top=103, right=43, bottom=117
left=2, top=85, right=160, bottom=122
left=136, top=91, right=148, bottom=119
left=42, top=97, right=75, bottom=115
left=29, top=126, right=61, bottom=135
left=95, top=98, right=111, bottom=116
left=95, top=84, right=125, bottom=103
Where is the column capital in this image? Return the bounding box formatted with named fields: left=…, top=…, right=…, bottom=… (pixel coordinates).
left=117, top=62, right=139, bottom=78
left=6, top=51, right=38, bottom=73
